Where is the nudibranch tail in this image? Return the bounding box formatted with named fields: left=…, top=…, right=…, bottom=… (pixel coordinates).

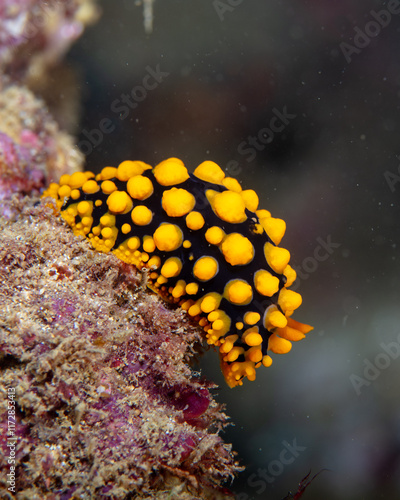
left=42, top=158, right=312, bottom=388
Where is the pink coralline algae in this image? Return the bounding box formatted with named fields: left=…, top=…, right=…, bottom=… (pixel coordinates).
left=0, top=199, right=241, bottom=499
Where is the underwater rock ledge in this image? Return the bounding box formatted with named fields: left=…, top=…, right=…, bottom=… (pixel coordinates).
left=0, top=197, right=240, bottom=499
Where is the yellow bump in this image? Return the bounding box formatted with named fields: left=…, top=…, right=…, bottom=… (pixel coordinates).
left=183, top=240, right=192, bottom=248
left=200, top=293, right=222, bottom=313
left=185, top=282, right=199, bottom=295
left=101, top=227, right=113, bottom=239
left=240, top=189, right=259, bottom=212
left=236, top=322, right=244, bottom=330
left=262, top=355, right=273, bottom=367
left=222, top=177, right=242, bottom=192
left=69, top=171, right=87, bottom=189
left=97, top=166, right=118, bottom=180
left=224, top=279, right=253, bottom=305
left=188, top=303, right=201, bottom=317
left=254, top=269, right=280, bottom=297
left=260, top=217, right=286, bottom=245
left=59, top=174, right=70, bottom=186
left=153, top=224, right=183, bottom=251
left=121, top=223, right=131, bottom=234
left=194, top=161, right=225, bottom=184
left=117, top=160, right=151, bottom=181
left=127, top=237, right=140, bottom=250
left=263, top=305, right=288, bottom=330
left=224, top=346, right=244, bottom=363
left=101, top=180, right=118, bottom=194
left=246, top=346, right=263, bottom=363
left=99, top=213, right=115, bottom=227
left=143, top=235, right=156, bottom=253
left=161, top=257, right=182, bottom=278
left=82, top=179, right=100, bottom=195
left=126, top=175, right=154, bottom=200
left=153, top=158, right=189, bottom=186
left=58, top=184, right=71, bottom=198
left=209, top=190, right=247, bottom=224
left=107, top=191, right=133, bottom=214
left=205, top=226, right=225, bottom=245
left=70, top=189, right=80, bottom=200
left=186, top=211, right=205, bottom=230
left=95, top=200, right=103, bottom=207
left=244, top=311, right=261, bottom=325
left=77, top=200, right=91, bottom=216
left=264, top=242, right=290, bottom=274
left=287, top=317, right=313, bottom=334
left=256, top=209, right=271, bottom=219
left=162, top=188, right=196, bottom=217
left=172, top=280, right=186, bottom=298
left=275, top=325, right=305, bottom=342
left=278, top=289, right=302, bottom=313
left=148, top=255, right=161, bottom=269
left=283, top=265, right=297, bottom=287
left=268, top=333, right=292, bottom=354
left=221, top=233, right=254, bottom=266
left=193, top=256, right=219, bottom=281
left=242, top=329, right=263, bottom=347
left=219, top=334, right=239, bottom=354
left=131, top=205, right=153, bottom=225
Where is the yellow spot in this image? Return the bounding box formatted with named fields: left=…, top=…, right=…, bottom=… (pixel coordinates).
left=221, top=233, right=254, bottom=266
left=208, top=190, right=247, bottom=224
left=99, top=213, right=115, bottom=227
left=224, top=279, right=253, bottom=305
left=153, top=158, right=189, bottom=186
left=77, top=201, right=91, bottom=216
left=254, top=269, right=280, bottom=297
left=188, top=303, right=201, bottom=317
left=200, top=293, right=222, bottom=313
left=263, top=305, right=288, bottom=330
left=283, top=265, right=297, bottom=287
left=101, top=180, right=117, bottom=194
left=59, top=174, right=70, bottom=186
left=95, top=200, right=103, bottom=207
left=127, top=237, right=140, bottom=250
left=242, top=328, right=263, bottom=346
left=126, top=175, right=154, bottom=200
left=205, top=226, right=225, bottom=245
left=97, top=166, right=118, bottom=180
left=240, top=189, right=259, bottom=212
left=278, top=289, right=302, bottom=313
left=260, top=216, right=286, bottom=245
left=193, top=256, right=219, bottom=281
left=264, top=242, right=290, bottom=274
left=256, top=209, right=271, bottom=219
left=185, top=282, right=199, bottom=295
left=117, top=160, right=151, bottom=181
left=244, top=311, right=260, bottom=325
left=268, top=333, right=292, bottom=354
left=143, top=235, right=156, bottom=253
left=222, top=177, right=242, bottom=192
left=246, top=346, right=263, bottom=363
left=121, top=223, right=131, bottom=234
left=262, top=355, right=273, bottom=367
left=69, top=171, right=87, bottom=189
left=70, top=189, right=80, bottom=200
left=58, top=185, right=71, bottom=198
left=172, top=280, right=186, bottom=298
left=183, top=240, right=192, bottom=248
left=186, top=211, right=205, bottom=230
left=236, top=322, right=244, bottom=330
left=161, top=257, right=182, bottom=278
left=82, top=180, right=100, bottom=195
left=193, top=161, right=225, bottom=183
left=219, top=334, right=239, bottom=354
left=101, top=227, right=113, bottom=239
left=162, top=188, right=196, bottom=217
left=131, top=205, right=153, bottom=225
left=148, top=255, right=161, bottom=269
left=107, top=191, right=133, bottom=214
left=153, top=224, right=183, bottom=251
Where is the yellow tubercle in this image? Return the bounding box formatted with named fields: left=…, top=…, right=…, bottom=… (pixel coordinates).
left=162, top=188, right=196, bottom=217
left=260, top=216, right=286, bottom=245
left=220, top=233, right=254, bottom=266
left=264, top=242, right=291, bottom=274
left=153, top=158, right=189, bottom=186
left=193, top=256, right=219, bottom=281
left=127, top=175, right=154, bottom=200
left=194, top=160, right=225, bottom=183
left=153, top=223, right=183, bottom=252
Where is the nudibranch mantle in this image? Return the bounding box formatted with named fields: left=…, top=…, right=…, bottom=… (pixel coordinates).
left=43, top=158, right=312, bottom=387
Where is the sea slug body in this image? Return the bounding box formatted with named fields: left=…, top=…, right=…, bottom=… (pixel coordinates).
left=43, top=158, right=312, bottom=387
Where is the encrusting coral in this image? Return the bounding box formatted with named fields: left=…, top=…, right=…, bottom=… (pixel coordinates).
left=0, top=197, right=240, bottom=499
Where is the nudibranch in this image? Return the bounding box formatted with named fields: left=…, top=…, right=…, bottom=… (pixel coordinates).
left=42, top=158, right=312, bottom=387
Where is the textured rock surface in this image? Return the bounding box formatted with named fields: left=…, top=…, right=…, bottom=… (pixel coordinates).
left=0, top=197, right=240, bottom=499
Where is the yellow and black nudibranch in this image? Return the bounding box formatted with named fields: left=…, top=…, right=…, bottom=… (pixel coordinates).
left=43, top=158, right=312, bottom=387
